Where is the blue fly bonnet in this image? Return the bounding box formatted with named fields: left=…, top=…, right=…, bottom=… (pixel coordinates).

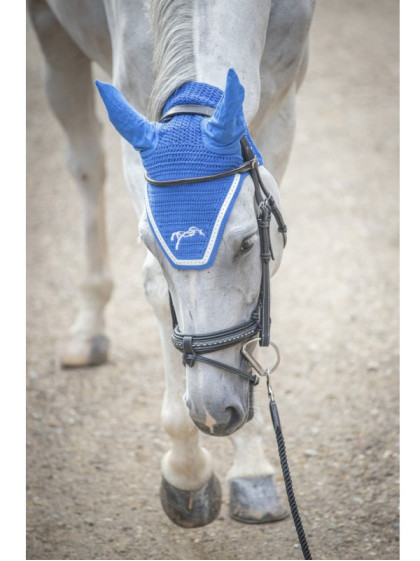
left=96, top=69, right=262, bottom=270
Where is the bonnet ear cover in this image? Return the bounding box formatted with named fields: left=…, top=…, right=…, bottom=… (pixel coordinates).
left=201, top=68, right=247, bottom=154
left=95, top=80, right=159, bottom=152
left=96, top=70, right=262, bottom=270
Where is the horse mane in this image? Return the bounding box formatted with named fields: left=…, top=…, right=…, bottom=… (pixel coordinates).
left=147, top=0, right=196, bottom=120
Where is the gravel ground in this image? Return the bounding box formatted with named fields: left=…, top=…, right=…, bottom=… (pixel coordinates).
left=26, top=1, right=399, bottom=559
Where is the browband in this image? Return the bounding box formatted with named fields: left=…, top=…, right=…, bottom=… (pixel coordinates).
left=145, top=157, right=258, bottom=186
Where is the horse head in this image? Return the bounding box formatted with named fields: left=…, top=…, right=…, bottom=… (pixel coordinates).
left=96, top=69, right=285, bottom=436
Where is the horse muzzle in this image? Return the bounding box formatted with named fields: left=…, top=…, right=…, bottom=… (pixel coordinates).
left=184, top=358, right=255, bottom=436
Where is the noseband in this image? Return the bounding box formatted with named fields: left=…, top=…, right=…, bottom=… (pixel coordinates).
left=145, top=104, right=287, bottom=385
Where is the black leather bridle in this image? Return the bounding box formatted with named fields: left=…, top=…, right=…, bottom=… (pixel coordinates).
left=145, top=104, right=287, bottom=385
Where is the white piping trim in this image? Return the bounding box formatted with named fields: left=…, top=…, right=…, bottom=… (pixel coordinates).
left=145, top=174, right=241, bottom=266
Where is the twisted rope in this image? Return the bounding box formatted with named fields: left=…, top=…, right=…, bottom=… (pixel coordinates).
left=269, top=400, right=312, bottom=560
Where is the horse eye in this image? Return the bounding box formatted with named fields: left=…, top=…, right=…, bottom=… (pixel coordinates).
left=240, top=233, right=257, bottom=253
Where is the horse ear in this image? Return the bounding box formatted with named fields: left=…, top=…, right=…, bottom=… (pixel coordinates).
left=202, top=68, right=246, bottom=153
left=95, top=81, right=158, bottom=152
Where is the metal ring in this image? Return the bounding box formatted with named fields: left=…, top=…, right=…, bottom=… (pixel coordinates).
left=241, top=338, right=281, bottom=377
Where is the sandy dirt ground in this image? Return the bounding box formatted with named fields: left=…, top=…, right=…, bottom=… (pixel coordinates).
left=26, top=1, right=399, bottom=559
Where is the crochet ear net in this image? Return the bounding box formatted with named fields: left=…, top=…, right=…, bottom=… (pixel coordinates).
left=95, top=80, right=158, bottom=152
left=201, top=68, right=247, bottom=153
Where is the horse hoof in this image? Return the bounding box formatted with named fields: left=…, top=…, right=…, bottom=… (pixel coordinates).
left=60, top=333, right=109, bottom=367
left=229, top=475, right=289, bottom=524
left=160, top=474, right=222, bottom=528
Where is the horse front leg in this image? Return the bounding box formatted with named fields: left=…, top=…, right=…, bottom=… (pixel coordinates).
left=29, top=0, right=113, bottom=367
left=228, top=397, right=288, bottom=523
left=143, top=251, right=222, bottom=527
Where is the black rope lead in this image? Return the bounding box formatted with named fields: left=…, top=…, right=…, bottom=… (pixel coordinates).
left=269, top=395, right=312, bottom=560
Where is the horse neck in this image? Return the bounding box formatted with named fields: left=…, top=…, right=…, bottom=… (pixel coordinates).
left=193, top=0, right=271, bottom=122
left=148, top=0, right=271, bottom=123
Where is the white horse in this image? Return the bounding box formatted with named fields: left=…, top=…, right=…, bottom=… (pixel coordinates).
left=28, top=0, right=315, bottom=527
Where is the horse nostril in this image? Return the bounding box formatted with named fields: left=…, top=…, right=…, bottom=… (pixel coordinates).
left=225, top=405, right=242, bottom=429
left=184, top=379, right=250, bottom=435
left=187, top=403, right=247, bottom=437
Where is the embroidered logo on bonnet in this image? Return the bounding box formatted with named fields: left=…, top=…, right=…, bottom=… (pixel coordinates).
left=171, top=227, right=205, bottom=251
left=96, top=69, right=262, bottom=269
